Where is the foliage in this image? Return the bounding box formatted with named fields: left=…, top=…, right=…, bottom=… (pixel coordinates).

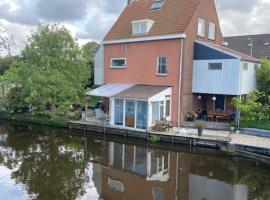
left=0, top=24, right=13, bottom=56
left=2, top=24, right=89, bottom=113
left=148, top=135, right=161, bottom=143
left=232, top=90, right=270, bottom=122
left=185, top=111, right=198, bottom=122
left=0, top=56, right=18, bottom=75
left=257, top=59, right=270, bottom=97
left=82, top=41, right=100, bottom=88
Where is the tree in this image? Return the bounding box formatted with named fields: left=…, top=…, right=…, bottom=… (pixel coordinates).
left=0, top=24, right=13, bottom=56
left=256, top=59, right=270, bottom=97
left=82, top=41, right=100, bottom=88
left=3, top=24, right=89, bottom=113
left=232, top=90, right=270, bottom=122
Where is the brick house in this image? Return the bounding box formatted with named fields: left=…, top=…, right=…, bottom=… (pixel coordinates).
left=90, top=0, right=258, bottom=131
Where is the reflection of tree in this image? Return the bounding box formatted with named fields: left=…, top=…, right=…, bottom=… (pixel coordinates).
left=0, top=125, right=93, bottom=200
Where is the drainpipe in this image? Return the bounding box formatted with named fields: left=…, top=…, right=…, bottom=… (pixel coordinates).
left=177, top=38, right=184, bottom=127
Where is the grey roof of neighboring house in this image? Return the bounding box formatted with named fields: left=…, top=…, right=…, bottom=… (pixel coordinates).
left=224, top=34, right=270, bottom=59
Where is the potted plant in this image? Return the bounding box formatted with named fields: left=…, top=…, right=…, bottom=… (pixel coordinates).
left=185, top=111, right=198, bottom=122
left=195, top=120, right=206, bottom=136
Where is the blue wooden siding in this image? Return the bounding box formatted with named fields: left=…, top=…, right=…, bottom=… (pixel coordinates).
left=194, top=42, right=237, bottom=60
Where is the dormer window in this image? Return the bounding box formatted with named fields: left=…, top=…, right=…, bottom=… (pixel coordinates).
left=150, top=0, right=165, bottom=10
left=132, top=19, right=154, bottom=35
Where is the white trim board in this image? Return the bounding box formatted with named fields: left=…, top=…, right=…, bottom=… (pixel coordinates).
left=103, top=33, right=186, bottom=45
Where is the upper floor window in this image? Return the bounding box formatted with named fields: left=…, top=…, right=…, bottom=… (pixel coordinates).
left=198, top=18, right=206, bottom=37
left=150, top=0, right=165, bottom=10
left=132, top=19, right=154, bottom=35
left=208, top=22, right=216, bottom=40
left=110, top=58, right=126, bottom=69
left=208, top=63, right=222, bottom=70
left=243, top=63, right=248, bottom=71
left=157, top=57, right=168, bottom=75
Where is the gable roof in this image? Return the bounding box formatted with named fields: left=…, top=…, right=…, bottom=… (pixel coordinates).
left=195, top=41, right=259, bottom=63
left=103, top=0, right=202, bottom=41
left=224, top=34, right=270, bottom=59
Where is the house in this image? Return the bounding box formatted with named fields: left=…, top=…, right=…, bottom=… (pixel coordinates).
left=90, top=0, right=258, bottom=131
left=224, top=34, right=270, bottom=59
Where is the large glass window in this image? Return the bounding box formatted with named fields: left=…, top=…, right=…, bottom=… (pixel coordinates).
left=114, top=99, right=124, bottom=125
left=136, top=101, right=148, bottom=129
left=152, top=102, right=160, bottom=124
left=215, top=95, right=225, bottom=111
left=165, top=100, right=170, bottom=117
left=160, top=101, right=164, bottom=120
left=125, top=100, right=135, bottom=128
left=157, top=57, right=168, bottom=75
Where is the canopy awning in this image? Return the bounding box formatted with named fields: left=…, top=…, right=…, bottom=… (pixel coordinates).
left=86, top=83, right=135, bottom=97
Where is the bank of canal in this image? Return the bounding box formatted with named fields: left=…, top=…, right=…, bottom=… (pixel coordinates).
left=0, top=121, right=270, bottom=200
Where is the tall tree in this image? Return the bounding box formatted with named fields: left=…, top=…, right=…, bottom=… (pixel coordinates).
left=82, top=41, right=100, bottom=88
left=3, top=24, right=89, bottom=113
left=0, top=24, right=13, bottom=56
left=257, top=59, right=270, bottom=97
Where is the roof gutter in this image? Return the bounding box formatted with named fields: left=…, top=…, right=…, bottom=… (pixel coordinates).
left=103, top=33, right=186, bottom=45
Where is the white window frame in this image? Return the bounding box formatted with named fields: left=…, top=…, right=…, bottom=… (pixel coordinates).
left=198, top=18, right=206, bottom=37
left=208, top=22, right=216, bottom=40
left=110, top=58, right=127, bottom=69
left=243, top=63, right=249, bottom=71
left=156, top=56, right=168, bottom=76
left=132, top=19, right=154, bottom=35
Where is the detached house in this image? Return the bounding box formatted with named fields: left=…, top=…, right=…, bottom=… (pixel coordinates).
left=90, top=0, right=258, bottom=131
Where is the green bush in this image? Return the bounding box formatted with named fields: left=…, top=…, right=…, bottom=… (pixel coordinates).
left=148, top=135, right=161, bottom=143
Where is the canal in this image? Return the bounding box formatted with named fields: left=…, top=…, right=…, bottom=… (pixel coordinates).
left=0, top=121, right=269, bottom=200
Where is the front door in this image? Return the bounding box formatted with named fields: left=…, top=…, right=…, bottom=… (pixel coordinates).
left=125, top=100, right=135, bottom=128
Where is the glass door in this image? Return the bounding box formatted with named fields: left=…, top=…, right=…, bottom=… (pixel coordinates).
left=125, top=100, right=135, bottom=128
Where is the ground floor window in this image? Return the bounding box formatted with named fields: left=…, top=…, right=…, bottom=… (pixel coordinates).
left=136, top=101, right=148, bottom=129
left=114, top=99, right=124, bottom=125
left=125, top=100, right=136, bottom=128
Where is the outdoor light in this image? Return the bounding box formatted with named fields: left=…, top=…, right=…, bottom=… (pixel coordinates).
left=212, top=96, right=217, bottom=101
left=197, top=95, right=202, bottom=100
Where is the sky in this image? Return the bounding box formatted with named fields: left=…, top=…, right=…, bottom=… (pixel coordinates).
left=0, top=0, right=270, bottom=55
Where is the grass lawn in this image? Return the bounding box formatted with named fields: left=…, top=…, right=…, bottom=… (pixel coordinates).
left=240, top=119, right=270, bottom=131
left=0, top=111, right=71, bottom=128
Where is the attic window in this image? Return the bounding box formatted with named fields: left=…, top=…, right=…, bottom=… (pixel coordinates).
left=150, top=0, right=164, bottom=10
left=132, top=19, right=154, bottom=35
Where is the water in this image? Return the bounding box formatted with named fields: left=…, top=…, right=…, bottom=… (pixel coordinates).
left=0, top=121, right=270, bottom=200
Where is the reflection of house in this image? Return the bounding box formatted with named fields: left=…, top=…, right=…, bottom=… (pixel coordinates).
left=90, top=0, right=258, bottom=130
left=92, top=142, right=249, bottom=200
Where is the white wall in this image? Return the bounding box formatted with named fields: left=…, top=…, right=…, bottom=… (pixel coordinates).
left=192, top=59, right=241, bottom=95
left=94, top=46, right=104, bottom=85
left=240, top=61, right=257, bottom=95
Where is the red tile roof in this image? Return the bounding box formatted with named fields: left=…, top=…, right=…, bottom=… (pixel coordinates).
left=104, top=0, right=202, bottom=41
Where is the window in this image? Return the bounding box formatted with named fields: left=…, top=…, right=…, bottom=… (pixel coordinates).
left=165, top=99, right=170, bottom=117
left=208, top=63, right=222, bottom=70
left=208, top=22, right=216, bottom=40
left=157, top=57, right=168, bottom=75
left=114, top=99, right=124, bottom=125
left=198, top=18, right=206, bottom=37
left=160, top=101, right=164, bottom=120
left=243, top=63, right=248, bottom=71
left=150, top=0, right=164, bottom=10
left=132, top=20, right=154, bottom=35
left=110, top=58, right=126, bottom=68
left=254, top=64, right=259, bottom=71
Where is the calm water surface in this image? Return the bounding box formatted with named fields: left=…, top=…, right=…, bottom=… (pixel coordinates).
left=0, top=121, right=270, bottom=200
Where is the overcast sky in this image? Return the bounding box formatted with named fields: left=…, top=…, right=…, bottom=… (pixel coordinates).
left=0, top=0, right=270, bottom=55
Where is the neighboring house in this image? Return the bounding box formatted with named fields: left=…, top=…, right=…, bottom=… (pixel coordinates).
left=90, top=0, right=258, bottom=131
left=224, top=34, right=270, bottom=59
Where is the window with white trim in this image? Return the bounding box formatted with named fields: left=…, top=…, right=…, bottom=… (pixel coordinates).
left=157, top=57, right=168, bottom=75
left=150, top=0, right=165, bottom=10
left=198, top=18, right=206, bottom=37
left=132, top=20, right=154, bottom=35
left=110, top=58, right=126, bottom=68
left=208, top=63, right=222, bottom=70
left=208, top=22, right=216, bottom=40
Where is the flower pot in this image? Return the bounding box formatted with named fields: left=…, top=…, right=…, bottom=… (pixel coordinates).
left=198, top=128, right=203, bottom=136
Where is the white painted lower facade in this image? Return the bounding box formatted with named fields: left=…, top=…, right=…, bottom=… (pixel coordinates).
left=192, top=59, right=257, bottom=95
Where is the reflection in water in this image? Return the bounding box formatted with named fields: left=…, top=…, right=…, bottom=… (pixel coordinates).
left=0, top=122, right=270, bottom=200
